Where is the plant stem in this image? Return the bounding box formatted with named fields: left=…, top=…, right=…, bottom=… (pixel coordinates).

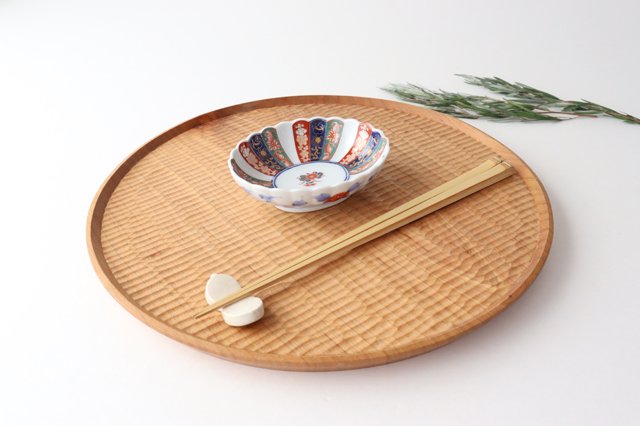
left=383, top=76, right=640, bottom=125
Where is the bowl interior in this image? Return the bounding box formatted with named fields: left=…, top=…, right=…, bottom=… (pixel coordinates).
left=230, top=117, right=388, bottom=189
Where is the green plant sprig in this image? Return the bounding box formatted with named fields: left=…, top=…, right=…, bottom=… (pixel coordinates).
left=383, top=75, right=640, bottom=124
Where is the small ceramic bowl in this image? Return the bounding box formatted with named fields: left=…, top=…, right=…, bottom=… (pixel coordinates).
left=228, top=117, right=390, bottom=212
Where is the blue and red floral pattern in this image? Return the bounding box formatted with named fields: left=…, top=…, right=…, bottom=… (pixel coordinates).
left=298, top=171, right=324, bottom=186
left=230, top=117, right=389, bottom=211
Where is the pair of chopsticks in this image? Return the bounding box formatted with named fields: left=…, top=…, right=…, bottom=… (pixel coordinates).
left=194, top=156, right=514, bottom=320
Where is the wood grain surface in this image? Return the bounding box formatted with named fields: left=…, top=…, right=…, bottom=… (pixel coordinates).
left=87, top=96, right=553, bottom=371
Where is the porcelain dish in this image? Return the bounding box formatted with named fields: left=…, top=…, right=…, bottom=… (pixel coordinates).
left=228, top=117, right=390, bottom=212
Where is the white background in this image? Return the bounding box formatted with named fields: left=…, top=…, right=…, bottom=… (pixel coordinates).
left=2, top=1, right=639, bottom=425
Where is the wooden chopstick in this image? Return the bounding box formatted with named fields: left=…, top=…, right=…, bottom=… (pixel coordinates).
left=194, top=158, right=514, bottom=320
left=249, top=156, right=502, bottom=289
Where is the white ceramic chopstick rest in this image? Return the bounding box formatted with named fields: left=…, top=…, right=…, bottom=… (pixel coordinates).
left=204, top=274, right=264, bottom=326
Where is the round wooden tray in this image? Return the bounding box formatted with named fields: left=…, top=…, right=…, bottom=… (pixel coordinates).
left=87, top=96, right=553, bottom=371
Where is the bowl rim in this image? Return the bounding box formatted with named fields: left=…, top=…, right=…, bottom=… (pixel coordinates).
left=227, top=116, right=390, bottom=195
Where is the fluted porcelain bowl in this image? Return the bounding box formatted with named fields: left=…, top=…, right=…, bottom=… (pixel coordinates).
left=228, top=117, right=390, bottom=212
